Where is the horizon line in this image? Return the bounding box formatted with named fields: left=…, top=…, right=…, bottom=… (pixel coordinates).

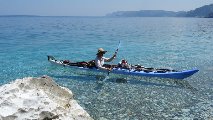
left=0, top=15, right=106, bottom=17
left=0, top=9, right=190, bottom=17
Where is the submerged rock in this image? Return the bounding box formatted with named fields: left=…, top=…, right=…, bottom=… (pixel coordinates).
left=0, top=75, right=93, bottom=120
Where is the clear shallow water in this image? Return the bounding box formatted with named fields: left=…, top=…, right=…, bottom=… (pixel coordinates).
left=0, top=16, right=213, bottom=119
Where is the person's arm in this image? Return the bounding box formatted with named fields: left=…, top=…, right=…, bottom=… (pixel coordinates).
left=104, top=54, right=116, bottom=62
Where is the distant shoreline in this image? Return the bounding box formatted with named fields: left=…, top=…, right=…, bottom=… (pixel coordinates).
left=1, top=3, right=213, bottom=18
left=107, top=4, right=213, bottom=18
left=0, top=15, right=212, bottom=19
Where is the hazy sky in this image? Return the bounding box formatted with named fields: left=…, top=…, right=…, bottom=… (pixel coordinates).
left=0, top=0, right=213, bottom=16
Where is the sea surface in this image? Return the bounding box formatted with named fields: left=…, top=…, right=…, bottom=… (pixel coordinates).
left=0, top=16, right=213, bottom=119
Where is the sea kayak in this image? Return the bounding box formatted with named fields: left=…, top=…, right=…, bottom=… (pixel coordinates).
left=47, top=55, right=198, bottom=79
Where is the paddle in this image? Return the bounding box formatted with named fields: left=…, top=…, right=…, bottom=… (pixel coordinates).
left=102, top=41, right=121, bottom=82
left=114, top=40, right=121, bottom=56
left=108, top=40, right=121, bottom=75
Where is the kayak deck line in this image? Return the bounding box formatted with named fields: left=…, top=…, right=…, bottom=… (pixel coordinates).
left=47, top=55, right=199, bottom=80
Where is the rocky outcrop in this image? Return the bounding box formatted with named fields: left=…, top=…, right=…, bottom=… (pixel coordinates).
left=0, top=76, right=93, bottom=120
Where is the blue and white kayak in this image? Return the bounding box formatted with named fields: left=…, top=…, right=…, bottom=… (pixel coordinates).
left=47, top=56, right=198, bottom=80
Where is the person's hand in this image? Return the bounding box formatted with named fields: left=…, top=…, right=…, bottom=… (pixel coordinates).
left=113, top=54, right=116, bottom=58
left=108, top=67, right=112, bottom=71
left=107, top=67, right=112, bottom=75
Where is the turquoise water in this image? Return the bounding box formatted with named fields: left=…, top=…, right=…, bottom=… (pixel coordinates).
left=0, top=16, right=213, bottom=119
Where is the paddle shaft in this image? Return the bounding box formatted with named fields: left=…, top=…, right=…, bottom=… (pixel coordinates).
left=108, top=41, right=121, bottom=75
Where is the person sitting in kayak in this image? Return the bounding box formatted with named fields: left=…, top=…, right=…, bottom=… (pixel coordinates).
left=95, top=48, right=116, bottom=71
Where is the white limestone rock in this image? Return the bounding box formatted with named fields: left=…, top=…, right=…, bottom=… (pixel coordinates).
left=0, top=76, right=93, bottom=120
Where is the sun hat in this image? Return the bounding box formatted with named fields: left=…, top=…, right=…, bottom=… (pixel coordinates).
left=96, top=48, right=107, bottom=55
